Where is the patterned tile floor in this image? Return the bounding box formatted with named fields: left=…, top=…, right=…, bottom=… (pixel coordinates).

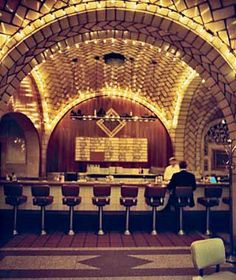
left=1, top=231, right=203, bottom=248
left=0, top=231, right=235, bottom=279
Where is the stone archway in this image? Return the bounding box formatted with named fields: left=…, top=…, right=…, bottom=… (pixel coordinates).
left=0, top=112, right=41, bottom=177
left=0, top=8, right=235, bottom=128
left=0, top=2, right=236, bottom=248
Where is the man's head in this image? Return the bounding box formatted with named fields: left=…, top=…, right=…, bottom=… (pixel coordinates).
left=179, top=161, right=187, bottom=169
left=169, top=157, right=177, bottom=166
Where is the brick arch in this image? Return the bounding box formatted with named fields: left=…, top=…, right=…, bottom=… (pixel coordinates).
left=1, top=1, right=235, bottom=74
left=40, top=91, right=174, bottom=176
left=184, top=85, right=222, bottom=173
left=173, top=75, right=202, bottom=161
left=45, top=90, right=171, bottom=135
left=194, top=108, right=222, bottom=175
left=0, top=111, right=41, bottom=177
left=198, top=117, right=226, bottom=173
left=0, top=8, right=234, bottom=117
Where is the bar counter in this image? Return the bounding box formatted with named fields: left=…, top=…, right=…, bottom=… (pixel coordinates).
left=0, top=180, right=229, bottom=212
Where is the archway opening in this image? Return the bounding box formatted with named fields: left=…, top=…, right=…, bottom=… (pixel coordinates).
left=0, top=112, right=40, bottom=178
left=47, top=96, right=173, bottom=174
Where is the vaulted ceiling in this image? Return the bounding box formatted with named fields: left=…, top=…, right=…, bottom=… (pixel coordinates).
left=29, top=39, right=196, bottom=124
left=0, top=0, right=235, bottom=136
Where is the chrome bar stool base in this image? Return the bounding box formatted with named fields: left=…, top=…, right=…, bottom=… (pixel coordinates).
left=205, top=230, right=211, bottom=236
left=124, top=230, right=131, bottom=235
left=13, top=229, right=18, bottom=236
left=124, top=206, right=131, bottom=235
left=144, top=186, right=166, bottom=237
left=178, top=207, right=185, bottom=235
left=178, top=229, right=185, bottom=235
left=4, top=185, right=27, bottom=237
left=97, top=206, right=105, bottom=235
left=92, top=186, right=111, bottom=237
left=68, top=230, right=75, bottom=236
left=98, top=229, right=105, bottom=236
left=226, top=254, right=236, bottom=264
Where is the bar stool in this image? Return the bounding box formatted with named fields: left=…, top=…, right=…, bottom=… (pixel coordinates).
left=120, top=185, right=138, bottom=235
left=3, top=183, right=27, bottom=235
left=197, top=187, right=222, bottom=236
left=222, top=197, right=230, bottom=205
left=62, top=184, right=81, bottom=235
left=31, top=185, right=53, bottom=235
left=92, top=185, right=111, bottom=235
left=144, top=185, right=166, bottom=235
left=174, top=186, right=193, bottom=235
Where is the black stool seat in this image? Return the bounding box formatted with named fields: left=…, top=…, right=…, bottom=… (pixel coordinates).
left=120, top=197, right=137, bottom=207
left=197, top=197, right=220, bottom=207
left=62, top=185, right=81, bottom=235
left=197, top=187, right=222, bottom=236
left=197, top=187, right=222, bottom=207
left=222, top=197, right=230, bottom=205
left=92, top=197, right=110, bottom=207
left=92, top=185, right=111, bottom=207
left=175, top=186, right=193, bottom=235
left=174, top=187, right=193, bottom=207
left=145, top=185, right=166, bottom=235
left=31, top=185, right=53, bottom=235
left=120, top=186, right=139, bottom=235
left=120, top=186, right=138, bottom=207
left=92, top=185, right=111, bottom=235
left=6, top=195, right=27, bottom=206
left=145, top=185, right=166, bottom=207
left=4, top=183, right=27, bottom=235
left=63, top=196, right=81, bottom=206
left=62, top=185, right=81, bottom=207
left=33, top=196, right=53, bottom=206
left=32, top=185, right=54, bottom=206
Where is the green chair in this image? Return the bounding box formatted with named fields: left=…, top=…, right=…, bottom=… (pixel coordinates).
left=191, top=238, right=235, bottom=279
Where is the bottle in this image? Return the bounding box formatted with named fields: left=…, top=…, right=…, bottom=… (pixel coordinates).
left=6, top=173, right=10, bottom=181
left=12, top=172, right=17, bottom=181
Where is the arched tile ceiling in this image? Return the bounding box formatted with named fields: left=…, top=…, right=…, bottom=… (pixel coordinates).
left=0, top=0, right=235, bottom=55
left=0, top=0, right=235, bottom=135
left=9, top=75, right=43, bottom=129
left=29, top=38, right=195, bottom=125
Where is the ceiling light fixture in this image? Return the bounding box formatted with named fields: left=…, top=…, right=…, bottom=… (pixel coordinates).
left=103, top=52, right=126, bottom=66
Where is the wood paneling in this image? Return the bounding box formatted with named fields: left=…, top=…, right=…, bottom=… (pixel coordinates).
left=47, top=97, right=173, bottom=172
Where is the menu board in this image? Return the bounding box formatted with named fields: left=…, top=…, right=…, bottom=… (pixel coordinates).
left=75, top=137, right=148, bottom=162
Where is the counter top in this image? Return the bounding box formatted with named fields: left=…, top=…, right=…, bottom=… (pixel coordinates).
left=0, top=180, right=229, bottom=187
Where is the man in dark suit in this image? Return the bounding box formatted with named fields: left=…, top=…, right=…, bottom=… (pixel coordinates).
left=167, top=161, right=196, bottom=207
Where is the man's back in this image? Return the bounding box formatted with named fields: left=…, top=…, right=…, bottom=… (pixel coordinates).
left=168, top=170, right=196, bottom=193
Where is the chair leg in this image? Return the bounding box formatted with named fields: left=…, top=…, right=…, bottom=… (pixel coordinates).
left=98, top=206, right=104, bottom=235
left=13, top=205, right=18, bottom=235
left=68, top=206, right=75, bottom=235
left=178, top=207, right=185, bottom=235
left=41, top=206, right=47, bottom=235
left=124, top=206, right=131, bottom=235
left=151, top=206, right=157, bottom=235
left=205, top=207, right=211, bottom=236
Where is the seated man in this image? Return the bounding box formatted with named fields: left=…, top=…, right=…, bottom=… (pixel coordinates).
left=163, top=157, right=180, bottom=181
left=167, top=160, right=196, bottom=207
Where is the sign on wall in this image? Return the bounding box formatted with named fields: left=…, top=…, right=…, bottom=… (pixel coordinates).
left=75, top=137, right=148, bottom=162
